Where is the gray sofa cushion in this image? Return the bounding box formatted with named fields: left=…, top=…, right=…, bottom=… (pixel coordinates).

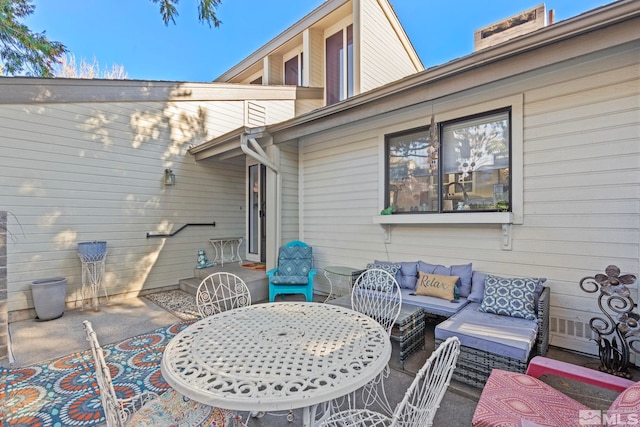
left=434, top=302, right=539, bottom=361
left=401, top=289, right=469, bottom=317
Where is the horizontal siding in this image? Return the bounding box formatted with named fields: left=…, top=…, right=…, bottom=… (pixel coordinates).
left=298, top=44, right=640, bottom=355
left=0, top=98, right=247, bottom=313
left=279, top=141, right=300, bottom=245
left=359, top=0, right=417, bottom=92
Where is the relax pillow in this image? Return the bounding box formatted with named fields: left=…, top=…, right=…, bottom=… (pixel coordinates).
left=415, top=272, right=459, bottom=301
left=479, top=275, right=543, bottom=320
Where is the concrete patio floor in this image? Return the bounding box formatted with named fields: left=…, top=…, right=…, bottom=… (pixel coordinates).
left=3, top=291, right=635, bottom=426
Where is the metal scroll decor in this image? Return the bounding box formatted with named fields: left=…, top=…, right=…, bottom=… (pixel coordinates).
left=579, top=265, right=638, bottom=378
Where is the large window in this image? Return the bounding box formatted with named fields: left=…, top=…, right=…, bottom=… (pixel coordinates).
left=386, top=109, right=511, bottom=213
left=326, top=25, right=354, bottom=105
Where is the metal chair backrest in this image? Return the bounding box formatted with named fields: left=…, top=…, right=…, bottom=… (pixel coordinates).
left=196, top=272, right=252, bottom=318
left=351, top=268, right=402, bottom=336
left=83, top=320, right=127, bottom=427
left=391, top=336, right=461, bottom=427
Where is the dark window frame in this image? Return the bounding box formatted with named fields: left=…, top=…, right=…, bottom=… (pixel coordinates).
left=385, top=107, right=512, bottom=214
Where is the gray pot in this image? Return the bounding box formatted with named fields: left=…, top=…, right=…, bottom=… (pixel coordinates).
left=31, top=277, right=67, bottom=321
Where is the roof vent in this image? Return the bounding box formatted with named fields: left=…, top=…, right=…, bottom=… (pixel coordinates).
left=474, top=4, right=547, bottom=51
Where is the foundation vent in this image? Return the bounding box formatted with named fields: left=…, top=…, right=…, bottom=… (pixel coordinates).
left=550, top=316, right=597, bottom=340
left=474, top=4, right=548, bottom=51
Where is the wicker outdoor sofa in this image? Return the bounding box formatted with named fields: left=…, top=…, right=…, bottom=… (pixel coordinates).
left=362, top=261, right=550, bottom=388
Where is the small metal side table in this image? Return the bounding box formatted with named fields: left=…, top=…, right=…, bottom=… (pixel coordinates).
left=208, top=237, right=243, bottom=266
left=324, top=266, right=361, bottom=301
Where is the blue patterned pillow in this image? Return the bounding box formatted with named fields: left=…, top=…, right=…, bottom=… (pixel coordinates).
left=366, top=263, right=400, bottom=291
left=478, top=275, right=540, bottom=321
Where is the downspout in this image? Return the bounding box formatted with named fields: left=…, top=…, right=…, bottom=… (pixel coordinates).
left=240, top=129, right=282, bottom=257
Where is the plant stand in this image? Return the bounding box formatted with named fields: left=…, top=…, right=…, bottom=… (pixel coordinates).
left=579, top=265, right=639, bottom=378
left=80, top=253, right=108, bottom=311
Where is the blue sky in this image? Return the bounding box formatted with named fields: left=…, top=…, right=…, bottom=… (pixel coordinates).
left=26, top=0, right=613, bottom=82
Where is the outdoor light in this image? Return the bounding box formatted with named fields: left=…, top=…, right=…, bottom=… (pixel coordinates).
left=164, top=168, right=175, bottom=186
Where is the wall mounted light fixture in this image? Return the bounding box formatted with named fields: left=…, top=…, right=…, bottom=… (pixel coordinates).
left=164, top=168, right=175, bottom=186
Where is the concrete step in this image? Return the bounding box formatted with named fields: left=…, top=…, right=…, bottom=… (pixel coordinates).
left=178, top=264, right=270, bottom=302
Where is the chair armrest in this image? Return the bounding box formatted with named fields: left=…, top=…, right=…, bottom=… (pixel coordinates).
left=535, top=286, right=550, bottom=356
left=266, top=268, right=279, bottom=278
left=526, top=356, right=635, bottom=392
left=309, top=268, right=318, bottom=278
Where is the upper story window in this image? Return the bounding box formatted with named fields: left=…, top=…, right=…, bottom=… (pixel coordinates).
left=250, top=76, right=263, bottom=85
left=284, top=52, right=303, bottom=86
left=326, top=24, right=354, bottom=105
left=386, top=109, right=511, bottom=214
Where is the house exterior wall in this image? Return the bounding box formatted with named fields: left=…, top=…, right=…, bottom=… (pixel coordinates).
left=278, top=141, right=301, bottom=246
left=294, top=42, right=640, bottom=355
left=358, top=0, right=421, bottom=92
left=0, top=81, right=298, bottom=319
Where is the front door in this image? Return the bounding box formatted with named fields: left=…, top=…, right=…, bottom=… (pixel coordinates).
left=247, top=164, right=266, bottom=262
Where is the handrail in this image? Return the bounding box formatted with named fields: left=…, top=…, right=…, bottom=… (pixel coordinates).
left=146, top=222, right=216, bottom=238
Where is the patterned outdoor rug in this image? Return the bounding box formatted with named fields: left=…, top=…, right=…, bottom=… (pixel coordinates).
left=3, top=321, right=193, bottom=427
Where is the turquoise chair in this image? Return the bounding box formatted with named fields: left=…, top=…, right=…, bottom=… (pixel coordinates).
left=267, top=240, right=317, bottom=302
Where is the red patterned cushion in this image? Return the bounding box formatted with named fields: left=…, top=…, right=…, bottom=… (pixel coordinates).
left=472, top=369, right=590, bottom=427
left=607, top=381, right=640, bottom=426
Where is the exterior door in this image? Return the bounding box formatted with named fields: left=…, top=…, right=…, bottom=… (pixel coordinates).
left=247, top=164, right=266, bottom=262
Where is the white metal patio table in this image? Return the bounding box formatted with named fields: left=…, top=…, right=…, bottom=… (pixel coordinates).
left=161, top=302, right=391, bottom=427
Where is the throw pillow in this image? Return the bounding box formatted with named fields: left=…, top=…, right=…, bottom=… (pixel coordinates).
left=468, top=272, right=487, bottom=303
left=366, top=262, right=400, bottom=291
left=450, top=263, right=473, bottom=297
left=479, top=275, right=540, bottom=320
left=415, top=272, right=459, bottom=301
left=376, top=260, right=418, bottom=290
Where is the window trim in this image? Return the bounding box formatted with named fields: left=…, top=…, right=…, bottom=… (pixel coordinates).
left=375, top=94, right=523, bottom=225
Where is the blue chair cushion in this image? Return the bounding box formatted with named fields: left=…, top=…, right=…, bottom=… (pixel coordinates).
left=278, top=246, right=312, bottom=277
left=271, top=275, right=310, bottom=285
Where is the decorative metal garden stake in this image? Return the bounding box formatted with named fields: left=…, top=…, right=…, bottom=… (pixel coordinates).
left=579, top=265, right=638, bottom=378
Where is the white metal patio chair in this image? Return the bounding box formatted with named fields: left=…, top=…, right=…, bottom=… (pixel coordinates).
left=196, top=272, right=251, bottom=318
left=351, top=268, right=402, bottom=335
left=320, top=336, right=461, bottom=427
left=83, top=320, right=245, bottom=427
left=341, top=268, right=402, bottom=415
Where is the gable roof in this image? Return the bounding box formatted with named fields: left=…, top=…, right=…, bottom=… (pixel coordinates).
left=213, top=0, right=422, bottom=83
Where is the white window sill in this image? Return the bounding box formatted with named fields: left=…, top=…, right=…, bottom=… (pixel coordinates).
left=372, top=212, right=512, bottom=225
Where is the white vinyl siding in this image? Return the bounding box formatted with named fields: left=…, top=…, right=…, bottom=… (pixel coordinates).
left=296, top=43, right=639, bottom=355
left=0, top=84, right=298, bottom=315
left=279, top=141, right=300, bottom=245
left=358, top=0, right=419, bottom=92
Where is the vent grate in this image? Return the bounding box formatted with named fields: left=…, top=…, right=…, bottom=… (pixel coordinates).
left=550, top=316, right=596, bottom=340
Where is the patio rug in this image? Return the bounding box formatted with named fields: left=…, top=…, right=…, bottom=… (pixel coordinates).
left=240, top=262, right=266, bottom=271
left=2, top=321, right=193, bottom=427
